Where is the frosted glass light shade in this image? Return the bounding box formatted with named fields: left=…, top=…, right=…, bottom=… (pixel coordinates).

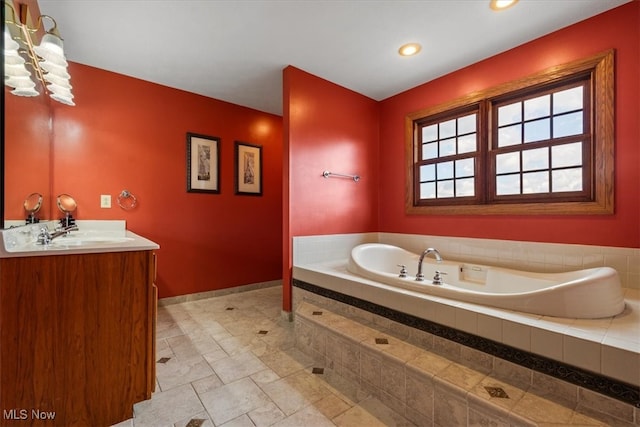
left=11, top=87, right=39, bottom=97
left=34, top=33, right=64, bottom=56
left=4, top=27, right=20, bottom=52
left=43, top=72, right=72, bottom=87
left=4, top=51, right=26, bottom=65
left=40, top=61, right=70, bottom=78
left=5, top=75, right=36, bottom=89
left=4, top=63, right=32, bottom=77
left=47, top=83, right=72, bottom=96
left=50, top=93, right=75, bottom=106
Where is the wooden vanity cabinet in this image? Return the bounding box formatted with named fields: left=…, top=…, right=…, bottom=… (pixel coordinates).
left=0, top=250, right=156, bottom=426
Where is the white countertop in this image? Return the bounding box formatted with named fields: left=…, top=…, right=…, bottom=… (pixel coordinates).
left=0, top=220, right=159, bottom=258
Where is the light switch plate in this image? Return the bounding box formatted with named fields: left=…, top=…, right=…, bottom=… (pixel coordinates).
left=100, top=194, right=111, bottom=208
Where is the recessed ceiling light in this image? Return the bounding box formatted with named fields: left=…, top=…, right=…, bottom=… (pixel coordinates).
left=398, top=43, right=422, bottom=57
left=490, top=0, right=518, bottom=11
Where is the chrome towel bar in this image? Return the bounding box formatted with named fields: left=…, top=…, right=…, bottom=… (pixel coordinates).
left=322, top=170, right=360, bottom=182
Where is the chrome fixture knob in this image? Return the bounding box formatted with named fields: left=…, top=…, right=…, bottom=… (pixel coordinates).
left=397, top=264, right=407, bottom=278
left=432, top=270, right=447, bottom=285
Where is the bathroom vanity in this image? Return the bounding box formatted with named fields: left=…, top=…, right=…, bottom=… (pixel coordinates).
left=0, top=222, right=159, bottom=426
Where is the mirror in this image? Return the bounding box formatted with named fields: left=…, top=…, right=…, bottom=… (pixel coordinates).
left=56, top=193, right=77, bottom=227
left=3, top=1, right=53, bottom=229
left=23, top=192, right=43, bottom=223
left=4, top=92, right=52, bottom=228
left=56, top=193, right=77, bottom=214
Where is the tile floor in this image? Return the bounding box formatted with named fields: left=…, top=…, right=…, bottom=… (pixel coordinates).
left=113, top=286, right=414, bottom=427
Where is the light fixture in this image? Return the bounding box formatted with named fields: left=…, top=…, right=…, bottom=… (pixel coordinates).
left=490, top=0, right=519, bottom=11
left=398, top=43, right=422, bottom=57
left=3, top=1, right=75, bottom=105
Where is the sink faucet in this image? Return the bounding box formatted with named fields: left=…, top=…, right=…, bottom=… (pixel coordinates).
left=37, top=225, right=78, bottom=245
left=415, top=248, right=443, bottom=281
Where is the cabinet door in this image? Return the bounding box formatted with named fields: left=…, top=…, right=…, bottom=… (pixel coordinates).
left=0, top=251, right=153, bottom=426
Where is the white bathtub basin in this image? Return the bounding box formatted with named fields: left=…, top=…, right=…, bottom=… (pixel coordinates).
left=348, top=243, right=625, bottom=319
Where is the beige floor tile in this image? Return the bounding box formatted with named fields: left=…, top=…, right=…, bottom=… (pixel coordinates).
left=119, top=287, right=428, bottom=427
left=173, top=411, right=213, bottom=427
left=209, top=351, right=268, bottom=384
left=260, top=376, right=314, bottom=416
left=358, top=397, right=416, bottom=426
left=312, top=393, right=353, bottom=420
left=132, top=383, right=204, bottom=426
left=250, top=368, right=282, bottom=386
left=156, top=355, right=215, bottom=392
left=199, top=377, right=272, bottom=426
left=333, top=404, right=392, bottom=427
left=191, top=374, right=223, bottom=395
left=166, top=334, right=222, bottom=360
left=217, top=333, right=267, bottom=356
left=259, top=348, right=314, bottom=378
left=219, top=414, right=256, bottom=427
left=247, top=402, right=287, bottom=427
left=271, top=405, right=336, bottom=427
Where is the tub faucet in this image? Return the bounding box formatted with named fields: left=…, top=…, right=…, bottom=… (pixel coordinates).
left=416, top=248, right=442, bottom=281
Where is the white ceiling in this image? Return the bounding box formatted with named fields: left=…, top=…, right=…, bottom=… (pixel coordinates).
left=39, top=0, right=629, bottom=116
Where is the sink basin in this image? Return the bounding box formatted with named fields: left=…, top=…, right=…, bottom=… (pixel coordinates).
left=0, top=221, right=159, bottom=257
left=50, top=236, right=135, bottom=246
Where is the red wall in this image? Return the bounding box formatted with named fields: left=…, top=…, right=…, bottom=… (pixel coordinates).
left=282, top=66, right=380, bottom=309
left=6, top=63, right=283, bottom=298
left=378, top=2, right=640, bottom=248
left=4, top=93, right=51, bottom=221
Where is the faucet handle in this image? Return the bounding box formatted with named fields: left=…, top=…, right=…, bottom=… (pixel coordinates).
left=397, top=264, right=407, bottom=278
left=36, top=227, right=51, bottom=245
left=433, top=270, right=447, bottom=285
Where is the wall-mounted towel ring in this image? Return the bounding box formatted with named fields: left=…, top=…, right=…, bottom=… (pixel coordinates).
left=322, top=170, right=360, bottom=182
left=117, top=190, right=138, bottom=210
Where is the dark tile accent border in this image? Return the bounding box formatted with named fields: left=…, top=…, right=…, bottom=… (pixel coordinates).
left=185, top=419, right=206, bottom=427
left=485, top=386, right=509, bottom=399
left=293, top=279, right=640, bottom=408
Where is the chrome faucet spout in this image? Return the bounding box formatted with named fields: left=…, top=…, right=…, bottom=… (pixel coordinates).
left=37, top=225, right=79, bottom=245
left=415, top=248, right=443, bottom=281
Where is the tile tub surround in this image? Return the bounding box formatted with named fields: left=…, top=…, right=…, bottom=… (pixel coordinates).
left=294, top=297, right=640, bottom=426
left=292, top=235, right=640, bottom=395
left=293, top=233, right=640, bottom=289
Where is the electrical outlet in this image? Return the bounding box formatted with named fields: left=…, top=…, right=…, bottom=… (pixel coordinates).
left=100, top=194, right=111, bottom=208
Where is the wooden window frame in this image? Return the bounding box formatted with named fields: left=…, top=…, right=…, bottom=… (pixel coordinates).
left=405, top=50, right=614, bottom=215
left=414, top=105, right=481, bottom=206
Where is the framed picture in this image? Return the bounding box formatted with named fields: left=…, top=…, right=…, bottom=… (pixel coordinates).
left=234, top=141, right=262, bottom=196
left=187, top=132, right=220, bottom=193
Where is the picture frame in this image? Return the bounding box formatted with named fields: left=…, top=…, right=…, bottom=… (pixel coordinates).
left=187, top=132, right=221, bottom=193
left=234, top=141, right=262, bottom=196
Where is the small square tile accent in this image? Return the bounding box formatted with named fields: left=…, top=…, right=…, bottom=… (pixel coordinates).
left=157, top=357, right=171, bottom=364
left=258, top=330, right=269, bottom=335
left=312, top=367, right=324, bottom=374
left=375, top=338, right=389, bottom=345
left=484, top=386, right=509, bottom=398
left=312, top=311, right=323, bottom=315
left=185, top=419, right=207, bottom=427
